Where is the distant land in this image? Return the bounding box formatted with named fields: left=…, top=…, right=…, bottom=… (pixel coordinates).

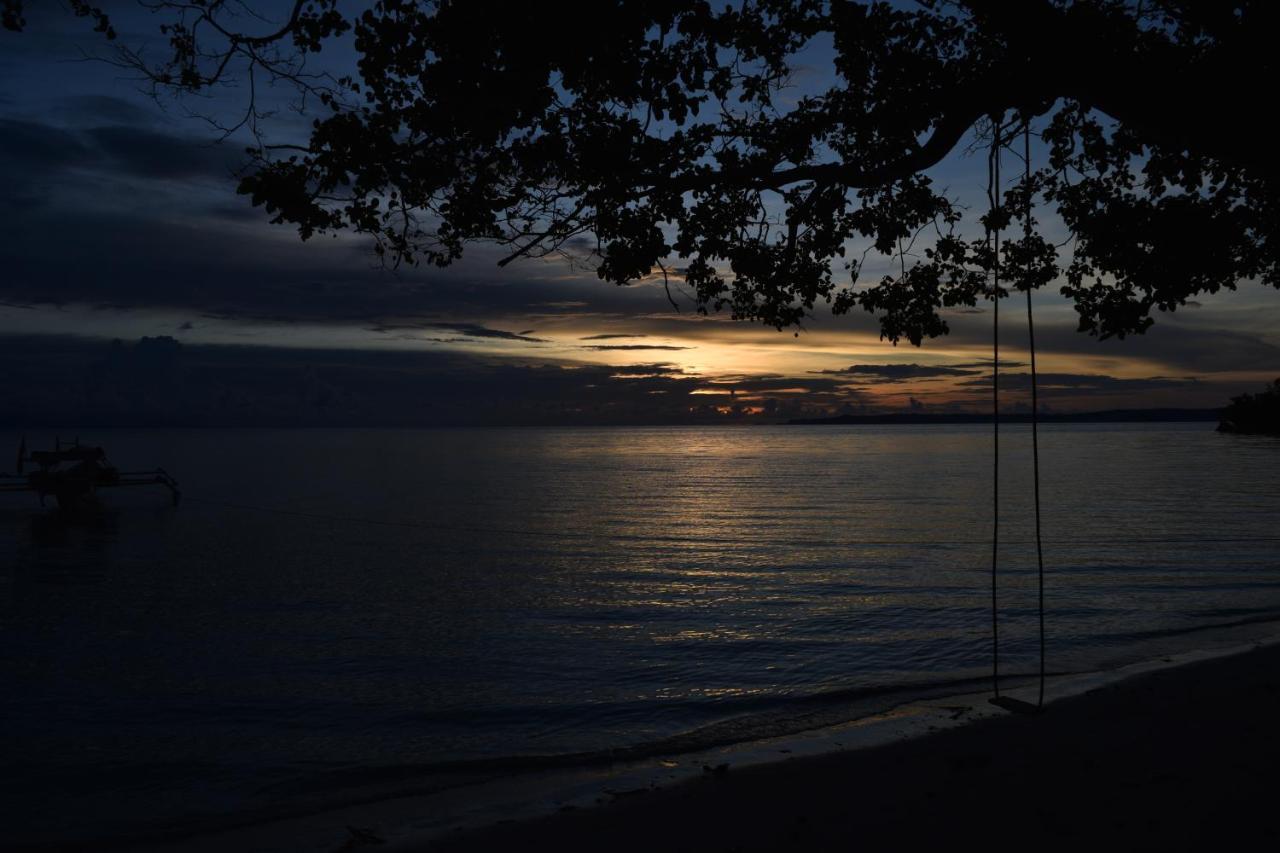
left=787, top=408, right=1222, bottom=426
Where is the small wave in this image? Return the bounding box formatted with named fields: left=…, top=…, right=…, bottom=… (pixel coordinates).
left=261, top=671, right=1005, bottom=800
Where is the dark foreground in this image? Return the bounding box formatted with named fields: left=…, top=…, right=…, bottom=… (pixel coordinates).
left=425, top=644, right=1280, bottom=852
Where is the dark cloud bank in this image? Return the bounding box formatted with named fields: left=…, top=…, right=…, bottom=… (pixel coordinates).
left=0, top=107, right=675, bottom=325
left=813, top=363, right=987, bottom=381
left=0, top=335, right=853, bottom=427
left=2, top=335, right=1248, bottom=428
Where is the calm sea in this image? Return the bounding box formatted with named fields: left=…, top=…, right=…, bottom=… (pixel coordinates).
left=2, top=424, right=1278, bottom=844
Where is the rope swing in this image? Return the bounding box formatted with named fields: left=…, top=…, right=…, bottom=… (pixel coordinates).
left=988, top=118, right=1003, bottom=702
left=987, top=115, right=1048, bottom=715
left=1025, top=119, right=1047, bottom=710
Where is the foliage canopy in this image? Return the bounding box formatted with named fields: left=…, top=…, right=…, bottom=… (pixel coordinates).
left=1218, top=379, right=1280, bottom=434
left=8, top=1, right=1279, bottom=343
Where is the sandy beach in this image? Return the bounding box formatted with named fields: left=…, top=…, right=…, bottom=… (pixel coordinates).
left=414, top=640, right=1280, bottom=852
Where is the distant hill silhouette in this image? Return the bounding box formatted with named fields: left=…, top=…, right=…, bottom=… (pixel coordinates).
left=787, top=408, right=1222, bottom=426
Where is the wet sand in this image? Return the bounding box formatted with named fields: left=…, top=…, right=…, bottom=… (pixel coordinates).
left=418, top=642, right=1280, bottom=852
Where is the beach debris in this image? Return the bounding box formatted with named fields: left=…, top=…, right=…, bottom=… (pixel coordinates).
left=603, top=787, right=650, bottom=799
left=337, top=825, right=385, bottom=848
left=948, top=753, right=992, bottom=772
left=989, top=695, right=1044, bottom=715
left=702, top=762, right=730, bottom=776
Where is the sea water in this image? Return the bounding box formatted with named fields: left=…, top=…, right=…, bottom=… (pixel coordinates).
left=2, top=424, right=1278, bottom=843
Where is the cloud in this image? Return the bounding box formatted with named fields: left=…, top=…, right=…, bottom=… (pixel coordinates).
left=1032, top=320, right=1280, bottom=374
left=608, top=363, right=684, bottom=376
left=582, top=344, right=691, bottom=351
left=923, top=298, right=1280, bottom=377
left=367, top=321, right=549, bottom=343
left=956, top=372, right=1198, bottom=393
left=0, top=117, right=243, bottom=183
left=58, top=94, right=158, bottom=126
left=1, top=101, right=1275, bottom=401
left=0, top=189, right=676, bottom=327
left=427, top=322, right=547, bottom=342
left=84, top=125, right=245, bottom=180
left=0, top=118, right=89, bottom=168
left=812, top=363, right=984, bottom=381
left=949, top=359, right=1029, bottom=369
left=0, top=334, right=874, bottom=426
left=704, top=375, right=849, bottom=393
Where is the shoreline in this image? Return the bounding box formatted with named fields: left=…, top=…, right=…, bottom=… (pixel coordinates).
left=124, top=627, right=1280, bottom=853
left=419, top=634, right=1280, bottom=851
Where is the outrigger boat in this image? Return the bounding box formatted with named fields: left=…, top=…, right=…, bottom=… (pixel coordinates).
left=0, top=437, right=180, bottom=509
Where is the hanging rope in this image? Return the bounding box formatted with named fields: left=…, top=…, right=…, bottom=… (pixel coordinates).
left=988, top=116, right=1049, bottom=713
left=988, top=118, right=1002, bottom=699
left=1025, top=119, right=1047, bottom=709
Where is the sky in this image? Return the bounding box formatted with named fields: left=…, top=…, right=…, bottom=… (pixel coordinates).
left=2, top=3, right=1277, bottom=426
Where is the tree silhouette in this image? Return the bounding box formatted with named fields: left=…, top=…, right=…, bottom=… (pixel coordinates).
left=1218, top=379, right=1280, bottom=434
left=8, top=1, right=1278, bottom=343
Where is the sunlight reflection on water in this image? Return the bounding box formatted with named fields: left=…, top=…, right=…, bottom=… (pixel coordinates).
left=1, top=423, right=1278, bottom=838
